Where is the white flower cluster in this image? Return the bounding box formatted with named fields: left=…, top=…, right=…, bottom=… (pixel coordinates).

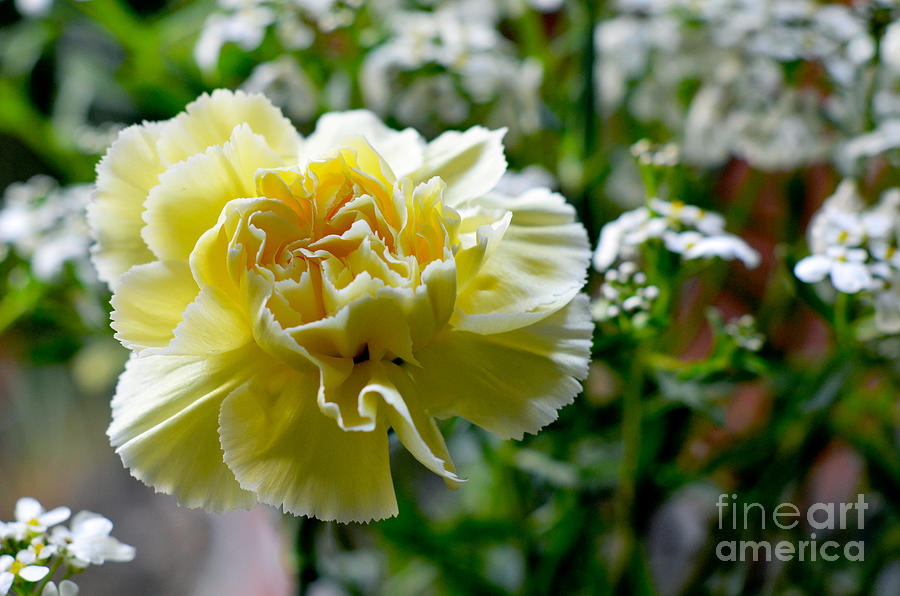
left=194, top=0, right=364, bottom=71
left=0, top=498, right=134, bottom=596
left=592, top=260, right=660, bottom=323
left=596, top=0, right=890, bottom=172
left=240, top=56, right=320, bottom=122
left=724, top=314, right=764, bottom=352
left=0, top=176, right=93, bottom=283
left=593, top=198, right=760, bottom=272
left=361, top=0, right=543, bottom=138
left=794, top=180, right=900, bottom=333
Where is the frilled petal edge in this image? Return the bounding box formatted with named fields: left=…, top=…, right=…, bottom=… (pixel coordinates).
left=107, top=348, right=262, bottom=511
left=411, top=294, right=592, bottom=440
left=219, top=367, right=398, bottom=523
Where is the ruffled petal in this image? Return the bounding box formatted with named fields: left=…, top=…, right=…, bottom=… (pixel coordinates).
left=219, top=368, right=398, bottom=522
left=375, top=362, right=462, bottom=486
left=89, top=123, right=165, bottom=287
left=412, top=126, right=507, bottom=206
left=107, top=348, right=262, bottom=511
left=142, top=124, right=283, bottom=263
left=299, top=110, right=426, bottom=176
left=110, top=260, right=198, bottom=352
left=156, top=89, right=300, bottom=166
left=313, top=360, right=460, bottom=487
left=452, top=189, right=591, bottom=334
left=411, top=294, right=592, bottom=440
left=152, top=286, right=253, bottom=355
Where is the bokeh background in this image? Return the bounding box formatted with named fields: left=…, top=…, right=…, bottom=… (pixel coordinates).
left=3, top=0, right=900, bottom=594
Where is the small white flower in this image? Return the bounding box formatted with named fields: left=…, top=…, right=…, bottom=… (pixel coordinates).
left=52, top=512, right=135, bottom=568
left=622, top=295, right=644, bottom=311
left=795, top=246, right=874, bottom=293
left=725, top=314, right=764, bottom=351
left=681, top=235, right=761, bottom=268
left=593, top=207, right=651, bottom=271
left=798, top=182, right=900, bottom=297
left=650, top=198, right=725, bottom=235
left=8, top=498, right=71, bottom=537
left=0, top=551, right=50, bottom=592
left=592, top=259, right=657, bottom=322
left=27, top=537, right=57, bottom=562
left=594, top=198, right=758, bottom=271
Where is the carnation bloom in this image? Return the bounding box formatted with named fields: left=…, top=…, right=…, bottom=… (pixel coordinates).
left=89, top=90, right=592, bottom=522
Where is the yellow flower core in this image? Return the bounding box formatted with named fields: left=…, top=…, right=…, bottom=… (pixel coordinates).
left=251, top=145, right=457, bottom=325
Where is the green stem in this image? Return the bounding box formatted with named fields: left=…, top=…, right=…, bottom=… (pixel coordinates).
left=833, top=292, right=851, bottom=349
left=33, top=557, right=63, bottom=596
left=613, top=346, right=644, bottom=584
left=637, top=161, right=659, bottom=199
left=295, top=518, right=318, bottom=596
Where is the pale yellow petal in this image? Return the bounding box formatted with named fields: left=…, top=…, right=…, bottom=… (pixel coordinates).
left=289, top=292, right=415, bottom=363
left=299, top=110, right=425, bottom=176
left=411, top=294, right=592, bottom=440
left=110, top=260, right=198, bottom=352
left=315, top=359, right=460, bottom=487
left=142, top=125, right=283, bottom=263
left=406, top=258, right=457, bottom=350
left=452, top=189, right=591, bottom=334
left=151, top=287, right=252, bottom=355
left=219, top=368, right=398, bottom=522
left=376, top=361, right=462, bottom=486
left=157, top=89, right=300, bottom=165
left=89, top=123, right=165, bottom=287
left=411, top=126, right=507, bottom=206
left=108, top=348, right=264, bottom=511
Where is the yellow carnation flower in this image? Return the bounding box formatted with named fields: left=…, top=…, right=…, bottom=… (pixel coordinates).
left=90, top=89, right=592, bottom=522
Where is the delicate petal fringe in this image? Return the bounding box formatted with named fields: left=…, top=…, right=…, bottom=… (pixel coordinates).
left=108, top=349, right=262, bottom=511
left=413, top=294, right=593, bottom=440
left=219, top=368, right=398, bottom=523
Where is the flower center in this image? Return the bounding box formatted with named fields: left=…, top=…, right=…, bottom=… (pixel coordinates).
left=196, top=140, right=460, bottom=335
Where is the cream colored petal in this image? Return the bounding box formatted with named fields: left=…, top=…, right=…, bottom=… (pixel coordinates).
left=406, top=258, right=457, bottom=350
left=314, top=359, right=460, bottom=487
left=89, top=123, right=165, bottom=287
left=110, top=260, right=198, bottom=352
left=411, top=294, right=592, bottom=440
left=452, top=190, right=590, bottom=334
left=107, top=348, right=264, bottom=511
left=411, top=126, right=507, bottom=206
left=157, top=89, right=300, bottom=165
left=468, top=187, right=580, bottom=227
left=142, top=125, right=283, bottom=263
left=219, top=368, right=398, bottom=522
left=288, top=292, right=416, bottom=363
left=148, top=286, right=253, bottom=356
left=376, top=362, right=462, bottom=487
left=300, top=110, right=425, bottom=176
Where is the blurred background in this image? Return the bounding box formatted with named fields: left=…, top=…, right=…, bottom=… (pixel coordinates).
left=3, top=0, right=900, bottom=594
